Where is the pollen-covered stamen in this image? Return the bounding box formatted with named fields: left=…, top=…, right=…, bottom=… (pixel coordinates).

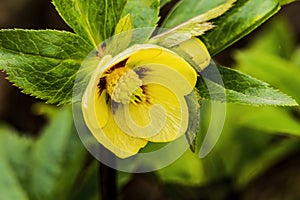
left=106, top=67, right=146, bottom=104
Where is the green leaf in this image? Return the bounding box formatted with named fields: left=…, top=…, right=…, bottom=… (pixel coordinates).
left=201, top=0, right=281, bottom=56
left=161, top=0, right=282, bottom=56
left=233, top=15, right=300, bottom=104
left=122, top=0, right=160, bottom=29
left=0, top=128, right=31, bottom=200
left=239, top=107, right=300, bottom=136
left=162, top=0, right=231, bottom=28
left=73, top=161, right=99, bottom=200
left=197, top=65, right=298, bottom=106
left=52, top=0, right=126, bottom=48
left=0, top=159, right=28, bottom=199
left=155, top=0, right=235, bottom=47
left=0, top=105, right=87, bottom=200
left=157, top=150, right=205, bottom=185
left=28, top=105, right=87, bottom=199
left=230, top=17, right=300, bottom=137
left=200, top=102, right=300, bottom=187
left=184, top=89, right=201, bottom=152
left=121, top=0, right=160, bottom=42
left=222, top=105, right=300, bottom=185
left=150, top=21, right=214, bottom=47
left=114, top=14, right=133, bottom=35
left=105, top=14, right=133, bottom=56
left=235, top=50, right=300, bottom=102
left=0, top=29, right=92, bottom=105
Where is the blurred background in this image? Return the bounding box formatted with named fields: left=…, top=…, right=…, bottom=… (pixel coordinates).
left=0, top=0, right=300, bottom=199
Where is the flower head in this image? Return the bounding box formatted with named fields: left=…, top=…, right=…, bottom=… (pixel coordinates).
left=82, top=40, right=209, bottom=158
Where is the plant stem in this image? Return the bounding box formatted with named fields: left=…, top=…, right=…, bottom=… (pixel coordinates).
left=99, top=146, right=117, bottom=200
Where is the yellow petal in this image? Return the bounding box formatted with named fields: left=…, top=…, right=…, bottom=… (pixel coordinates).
left=82, top=55, right=147, bottom=158
left=82, top=95, right=148, bottom=158
left=147, top=84, right=189, bottom=142
left=171, top=37, right=210, bottom=71
left=95, top=91, right=109, bottom=127
left=126, top=47, right=197, bottom=88
left=113, top=101, right=167, bottom=138
left=82, top=87, right=108, bottom=129
left=134, top=63, right=194, bottom=95
left=100, top=44, right=197, bottom=90
left=113, top=84, right=189, bottom=142
left=82, top=56, right=112, bottom=128
left=101, top=104, right=148, bottom=158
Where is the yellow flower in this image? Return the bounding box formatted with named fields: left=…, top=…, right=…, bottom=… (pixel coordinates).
left=82, top=39, right=210, bottom=158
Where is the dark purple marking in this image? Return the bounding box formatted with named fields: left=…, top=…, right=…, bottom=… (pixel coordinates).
left=134, top=67, right=152, bottom=79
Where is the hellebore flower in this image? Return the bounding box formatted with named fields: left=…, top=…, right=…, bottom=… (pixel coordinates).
left=82, top=39, right=210, bottom=158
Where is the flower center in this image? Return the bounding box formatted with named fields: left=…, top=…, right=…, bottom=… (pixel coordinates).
left=106, top=67, right=146, bottom=104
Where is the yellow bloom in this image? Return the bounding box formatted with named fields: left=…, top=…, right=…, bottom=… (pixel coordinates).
left=82, top=39, right=210, bottom=158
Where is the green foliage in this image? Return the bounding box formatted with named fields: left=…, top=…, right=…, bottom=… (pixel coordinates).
left=201, top=0, right=281, bottom=56
left=0, top=106, right=87, bottom=200
left=157, top=150, right=205, bottom=185
left=238, top=107, right=300, bottom=136
left=234, top=18, right=300, bottom=103
left=114, top=14, right=133, bottom=35
left=105, top=14, right=133, bottom=56
left=219, top=16, right=300, bottom=187
left=185, top=90, right=201, bottom=152
left=162, top=0, right=284, bottom=56
left=52, top=0, right=127, bottom=48
left=0, top=0, right=295, bottom=107
left=233, top=17, right=300, bottom=137
left=247, top=18, right=295, bottom=59
left=122, top=0, right=160, bottom=29
left=158, top=15, right=300, bottom=195
left=0, top=30, right=92, bottom=105
left=152, top=0, right=236, bottom=47
left=162, top=0, right=230, bottom=28
left=73, top=161, right=99, bottom=200
left=197, top=65, right=297, bottom=106
left=210, top=104, right=299, bottom=187
left=236, top=51, right=300, bottom=103
left=121, top=0, right=160, bottom=43
left=0, top=128, right=31, bottom=200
